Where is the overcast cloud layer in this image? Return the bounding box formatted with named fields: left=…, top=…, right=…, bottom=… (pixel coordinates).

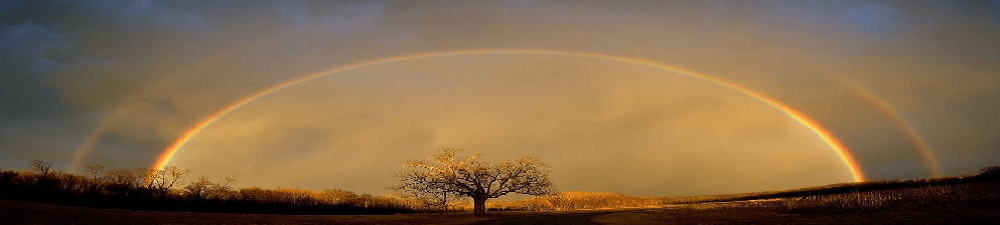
left=1, top=0, right=998, bottom=196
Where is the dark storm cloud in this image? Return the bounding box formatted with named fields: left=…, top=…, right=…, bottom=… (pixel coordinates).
left=1, top=0, right=406, bottom=170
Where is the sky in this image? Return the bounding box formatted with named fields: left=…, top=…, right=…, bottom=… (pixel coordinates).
left=1, top=0, right=998, bottom=197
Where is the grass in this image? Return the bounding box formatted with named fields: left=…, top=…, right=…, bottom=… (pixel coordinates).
left=0, top=199, right=502, bottom=225
left=4, top=163, right=999, bottom=224
left=406, top=167, right=1000, bottom=214
left=488, top=191, right=661, bottom=211
left=659, top=167, right=1000, bottom=206
left=591, top=173, right=1000, bottom=224
left=710, top=180, right=1000, bottom=214
left=7, top=178, right=997, bottom=224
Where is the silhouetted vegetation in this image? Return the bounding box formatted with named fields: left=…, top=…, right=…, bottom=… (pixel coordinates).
left=487, top=166, right=1000, bottom=213
left=5, top=159, right=998, bottom=218
left=690, top=180, right=999, bottom=218
left=658, top=168, right=1000, bottom=206
left=979, top=165, right=1000, bottom=179
left=657, top=167, right=1000, bottom=216
left=780, top=181, right=998, bottom=213
left=0, top=160, right=412, bottom=215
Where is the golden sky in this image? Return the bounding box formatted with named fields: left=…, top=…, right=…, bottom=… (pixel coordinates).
left=1, top=0, right=997, bottom=196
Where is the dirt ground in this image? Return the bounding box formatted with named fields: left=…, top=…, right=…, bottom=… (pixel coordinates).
left=1, top=199, right=633, bottom=225
left=0, top=199, right=521, bottom=225
left=592, top=202, right=1000, bottom=225
left=4, top=199, right=999, bottom=224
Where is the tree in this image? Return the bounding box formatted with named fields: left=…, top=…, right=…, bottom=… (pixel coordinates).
left=86, top=165, right=105, bottom=180
left=31, top=160, right=54, bottom=176
left=394, top=148, right=555, bottom=214
left=319, top=189, right=362, bottom=206
left=183, top=176, right=236, bottom=200
left=146, top=166, right=188, bottom=197
left=184, top=176, right=214, bottom=200
left=104, top=168, right=149, bottom=196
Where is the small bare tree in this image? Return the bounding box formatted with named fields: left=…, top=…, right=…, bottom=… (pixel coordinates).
left=146, top=166, right=188, bottom=196
left=394, top=148, right=555, bottom=215
left=86, top=165, right=105, bottom=180
left=184, top=176, right=213, bottom=200
left=104, top=168, right=149, bottom=196
left=183, top=176, right=236, bottom=200
left=31, top=160, right=54, bottom=176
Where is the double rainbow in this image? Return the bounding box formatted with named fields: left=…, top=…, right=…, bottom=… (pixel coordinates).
left=148, top=49, right=867, bottom=181
left=67, top=36, right=281, bottom=174
left=779, top=53, right=942, bottom=178
left=834, top=78, right=941, bottom=178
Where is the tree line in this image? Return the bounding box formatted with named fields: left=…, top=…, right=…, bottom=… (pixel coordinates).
left=2, top=148, right=691, bottom=215
left=1, top=148, right=563, bottom=215
left=0, top=160, right=412, bottom=215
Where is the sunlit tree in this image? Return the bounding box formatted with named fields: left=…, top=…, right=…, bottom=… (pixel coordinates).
left=183, top=176, right=236, bottom=200
left=394, top=148, right=555, bottom=214
left=319, top=189, right=363, bottom=205
left=85, top=165, right=105, bottom=180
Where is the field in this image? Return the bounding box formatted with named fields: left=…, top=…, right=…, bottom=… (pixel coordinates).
left=3, top=167, right=999, bottom=224
left=4, top=178, right=999, bottom=224
left=590, top=175, right=1000, bottom=224
left=1, top=199, right=518, bottom=225
left=4, top=196, right=998, bottom=224
left=593, top=201, right=1000, bottom=225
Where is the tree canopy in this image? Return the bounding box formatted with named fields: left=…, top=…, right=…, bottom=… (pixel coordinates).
left=394, top=148, right=555, bottom=214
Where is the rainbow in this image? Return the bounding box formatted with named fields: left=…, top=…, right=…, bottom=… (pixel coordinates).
left=68, top=35, right=282, bottom=174
left=766, top=50, right=940, bottom=179
left=68, top=78, right=179, bottom=174
left=68, top=107, right=126, bottom=174
left=834, top=78, right=942, bottom=178
left=150, top=49, right=867, bottom=182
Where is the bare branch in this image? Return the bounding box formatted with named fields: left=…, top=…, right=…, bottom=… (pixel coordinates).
left=393, top=148, right=553, bottom=214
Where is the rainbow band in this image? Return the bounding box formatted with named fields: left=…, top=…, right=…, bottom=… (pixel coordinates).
left=834, top=78, right=941, bottom=178
left=151, top=49, right=867, bottom=182
left=69, top=107, right=127, bottom=174
left=68, top=79, right=179, bottom=174
left=69, top=35, right=279, bottom=174
left=764, top=52, right=939, bottom=178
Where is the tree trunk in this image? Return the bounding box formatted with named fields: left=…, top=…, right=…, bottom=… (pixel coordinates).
left=473, top=196, right=488, bottom=215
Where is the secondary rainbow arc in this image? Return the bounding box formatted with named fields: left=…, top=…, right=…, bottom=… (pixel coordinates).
left=68, top=35, right=285, bottom=174
left=834, top=78, right=942, bottom=178
left=766, top=51, right=941, bottom=178
left=151, top=49, right=867, bottom=182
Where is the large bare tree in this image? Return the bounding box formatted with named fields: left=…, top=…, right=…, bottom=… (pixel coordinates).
left=394, top=148, right=555, bottom=214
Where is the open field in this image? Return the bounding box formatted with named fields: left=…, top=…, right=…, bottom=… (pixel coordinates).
left=590, top=176, right=1000, bottom=224
left=5, top=198, right=999, bottom=225
left=0, top=199, right=527, bottom=225
left=2, top=199, right=647, bottom=225
left=593, top=201, right=1000, bottom=225
left=4, top=169, right=999, bottom=224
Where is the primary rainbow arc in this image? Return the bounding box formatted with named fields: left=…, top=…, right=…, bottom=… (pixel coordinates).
left=151, top=49, right=868, bottom=182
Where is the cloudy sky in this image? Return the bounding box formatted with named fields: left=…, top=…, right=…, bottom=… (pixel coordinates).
left=1, top=0, right=997, bottom=197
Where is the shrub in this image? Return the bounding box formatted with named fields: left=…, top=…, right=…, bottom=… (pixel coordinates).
left=979, top=166, right=1000, bottom=179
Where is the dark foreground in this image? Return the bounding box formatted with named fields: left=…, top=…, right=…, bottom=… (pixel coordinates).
left=592, top=201, right=1000, bottom=224
left=0, top=199, right=502, bottom=224
left=4, top=199, right=999, bottom=225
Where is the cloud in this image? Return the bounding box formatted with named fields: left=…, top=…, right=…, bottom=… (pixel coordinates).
left=1, top=0, right=997, bottom=196
left=169, top=55, right=853, bottom=195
